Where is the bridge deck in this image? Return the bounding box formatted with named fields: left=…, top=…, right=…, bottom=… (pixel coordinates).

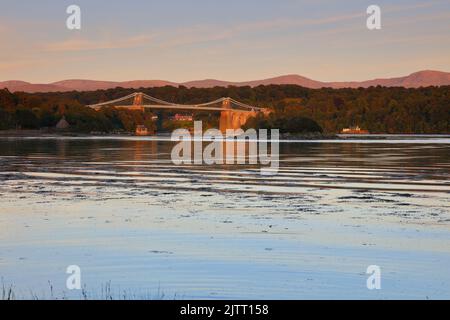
left=94, top=104, right=254, bottom=112
left=87, top=92, right=261, bottom=112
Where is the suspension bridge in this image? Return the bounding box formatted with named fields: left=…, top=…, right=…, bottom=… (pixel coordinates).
left=87, top=92, right=268, bottom=132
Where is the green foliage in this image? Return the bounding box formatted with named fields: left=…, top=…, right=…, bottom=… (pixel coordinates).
left=194, top=111, right=219, bottom=130
left=15, top=107, right=39, bottom=129
left=0, top=85, right=449, bottom=133
left=244, top=113, right=323, bottom=133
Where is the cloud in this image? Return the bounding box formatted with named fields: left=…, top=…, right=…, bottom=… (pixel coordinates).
left=384, top=0, right=442, bottom=13
left=40, top=1, right=447, bottom=53
left=151, top=12, right=364, bottom=50
left=0, top=60, right=32, bottom=72
left=44, top=34, right=155, bottom=52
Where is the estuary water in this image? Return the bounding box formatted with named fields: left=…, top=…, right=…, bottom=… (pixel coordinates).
left=0, top=135, right=449, bottom=299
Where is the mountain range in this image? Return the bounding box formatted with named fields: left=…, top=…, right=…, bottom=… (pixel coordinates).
left=1, top=70, right=449, bottom=93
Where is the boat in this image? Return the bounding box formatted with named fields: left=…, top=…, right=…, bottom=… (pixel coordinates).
left=135, top=125, right=150, bottom=136
left=341, top=125, right=369, bottom=134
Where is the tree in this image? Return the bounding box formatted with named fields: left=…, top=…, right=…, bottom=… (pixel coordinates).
left=15, top=107, right=39, bottom=129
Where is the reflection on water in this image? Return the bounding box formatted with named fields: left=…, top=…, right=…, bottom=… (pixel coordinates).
left=0, top=136, right=449, bottom=299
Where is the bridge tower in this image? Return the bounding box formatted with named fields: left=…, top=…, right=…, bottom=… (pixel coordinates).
left=219, top=98, right=256, bottom=133
left=131, top=93, right=144, bottom=111
left=219, top=98, right=232, bottom=133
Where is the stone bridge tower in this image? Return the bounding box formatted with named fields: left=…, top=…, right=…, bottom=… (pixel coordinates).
left=131, top=93, right=144, bottom=111
left=219, top=98, right=256, bottom=133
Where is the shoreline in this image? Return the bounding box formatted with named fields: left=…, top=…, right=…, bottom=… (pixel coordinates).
left=1, top=130, right=449, bottom=140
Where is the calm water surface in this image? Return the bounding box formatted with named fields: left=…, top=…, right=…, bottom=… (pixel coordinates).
left=0, top=136, right=449, bottom=299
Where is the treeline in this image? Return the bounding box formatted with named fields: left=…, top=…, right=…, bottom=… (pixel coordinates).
left=0, top=84, right=449, bottom=133
left=0, top=88, right=156, bottom=132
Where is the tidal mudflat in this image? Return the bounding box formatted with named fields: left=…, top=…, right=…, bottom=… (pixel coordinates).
left=0, top=136, right=449, bottom=299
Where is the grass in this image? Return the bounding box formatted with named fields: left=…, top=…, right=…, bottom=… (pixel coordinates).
left=1, top=279, right=180, bottom=300
left=2, top=282, right=15, bottom=300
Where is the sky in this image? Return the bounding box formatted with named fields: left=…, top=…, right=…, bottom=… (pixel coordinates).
left=1, top=0, right=449, bottom=83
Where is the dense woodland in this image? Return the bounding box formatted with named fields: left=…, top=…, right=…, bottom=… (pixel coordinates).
left=0, top=85, right=449, bottom=134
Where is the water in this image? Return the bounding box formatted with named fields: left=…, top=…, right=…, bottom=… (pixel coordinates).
left=0, top=136, right=449, bottom=299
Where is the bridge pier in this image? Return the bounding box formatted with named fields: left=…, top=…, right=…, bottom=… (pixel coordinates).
left=220, top=110, right=256, bottom=133
left=219, top=111, right=232, bottom=133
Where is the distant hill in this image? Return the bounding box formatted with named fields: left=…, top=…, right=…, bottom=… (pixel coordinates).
left=327, top=71, right=450, bottom=88
left=52, top=79, right=177, bottom=91
left=1, top=70, right=449, bottom=93
left=0, top=81, right=66, bottom=93
left=183, top=75, right=326, bottom=89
